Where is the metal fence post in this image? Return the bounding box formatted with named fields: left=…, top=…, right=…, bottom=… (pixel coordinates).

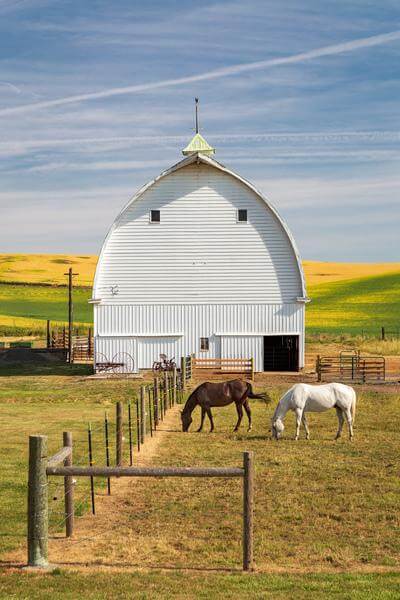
left=140, top=386, right=146, bottom=443
left=63, top=431, right=74, bottom=537
left=172, top=367, right=177, bottom=405
left=243, top=450, right=254, bottom=571
left=116, top=401, right=123, bottom=466
left=27, top=435, right=49, bottom=568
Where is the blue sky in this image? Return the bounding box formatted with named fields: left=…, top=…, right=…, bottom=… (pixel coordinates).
left=0, top=0, right=399, bottom=261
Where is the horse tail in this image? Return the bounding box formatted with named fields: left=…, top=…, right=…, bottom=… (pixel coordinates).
left=351, top=388, right=356, bottom=425
left=246, top=382, right=270, bottom=403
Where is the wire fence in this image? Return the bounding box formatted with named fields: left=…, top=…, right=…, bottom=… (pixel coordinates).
left=43, top=367, right=188, bottom=540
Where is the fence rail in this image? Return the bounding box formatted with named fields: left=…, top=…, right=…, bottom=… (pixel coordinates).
left=28, top=429, right=254, bottom=572
left=316, top=354, right=385, bottom=382
left=192, top=357, right=254, bottom=380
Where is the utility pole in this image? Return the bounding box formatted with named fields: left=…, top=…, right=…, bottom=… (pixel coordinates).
left=64, top=267, right=78, bottom=363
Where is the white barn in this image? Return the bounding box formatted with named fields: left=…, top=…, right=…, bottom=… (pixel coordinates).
left=91, top=132, right=308, bottom=373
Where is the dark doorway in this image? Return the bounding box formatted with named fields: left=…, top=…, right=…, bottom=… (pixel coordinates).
left=263, top=335, right=299, bottom=371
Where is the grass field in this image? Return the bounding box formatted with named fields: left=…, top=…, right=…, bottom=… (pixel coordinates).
left=0, top=255, right=399, bottom=337
left=1, top=369, right=399, bottom=597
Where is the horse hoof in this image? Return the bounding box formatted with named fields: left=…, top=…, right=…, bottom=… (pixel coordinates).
left=247, top=428, right=252, bottom=433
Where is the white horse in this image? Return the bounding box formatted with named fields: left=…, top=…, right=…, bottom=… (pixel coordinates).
left=271, top=382, right=356, bottom=441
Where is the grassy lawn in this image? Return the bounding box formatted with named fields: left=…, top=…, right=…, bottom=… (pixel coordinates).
left=1, top=369, right=399, bottom=597
left=1, top=571, right=400, bottom=599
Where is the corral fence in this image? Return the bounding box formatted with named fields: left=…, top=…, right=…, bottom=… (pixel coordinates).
left=316, top=352, right=385, bottom=383
left=47, top=321, right=93, bottom=363
left=192, top=356, right=254, bottom=380
left=26, top=370, right=254, bottom=571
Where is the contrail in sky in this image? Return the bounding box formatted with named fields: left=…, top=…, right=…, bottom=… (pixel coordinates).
left=1, top=30, right=400, bottom=116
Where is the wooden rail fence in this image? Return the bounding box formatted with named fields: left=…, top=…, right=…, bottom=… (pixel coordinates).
left=316, top=354, right=385, bottom=383
left=27, top=432, right=254, bottom=571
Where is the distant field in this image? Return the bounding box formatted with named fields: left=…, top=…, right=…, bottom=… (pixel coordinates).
left=0, top=254, right=399, bottom=336
left=0, top=254, right=97, bottom=286
left=307, top=271, right=400, bottom=335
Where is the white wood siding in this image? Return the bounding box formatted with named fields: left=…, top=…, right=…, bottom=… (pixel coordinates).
left=94, top=302, right=305, bottom=371
left=94, top=163, right=303, bottom=304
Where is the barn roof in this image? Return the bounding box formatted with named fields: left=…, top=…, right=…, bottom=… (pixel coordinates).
left=93, top=152, right=308, bottom=301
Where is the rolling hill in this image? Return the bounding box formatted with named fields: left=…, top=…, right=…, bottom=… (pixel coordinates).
left=0, top=254, right=399, bottom=336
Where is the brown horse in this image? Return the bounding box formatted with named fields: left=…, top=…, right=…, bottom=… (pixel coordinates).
left=180, top=380, right=268, bottom=432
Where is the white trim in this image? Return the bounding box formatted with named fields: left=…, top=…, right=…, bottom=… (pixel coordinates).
left=88, top=298, right=101, bottom=304
left=216, top=332, right=301, bottom=336
left=95, top=301, right=302, bottom=307
left=96, top=333, right=183, bottom=338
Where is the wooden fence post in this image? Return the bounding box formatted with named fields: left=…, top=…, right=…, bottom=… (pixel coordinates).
left=181, top=356, right=186, bottom=390
left=116, top=401, right=123, bottom=466
left=316, top=355, right=321, bottom=382
left=381, top=326, right=385, bottom=341
left=172, top=367, right=177, bottom=406
left=243, top=450, right=254, bottom=571
left=250, top=357, right=255, bottom=381
left=190, top=354, right=195, bottom=380
left=163, top=372, right=168, bottom=410
left=27, top=435, right=49, bottom=568
left=63, top=432, right=74, bottom=537
left=88, top=327, right=92, bottom=359
left=154, top=377, right=159, bottom=425
left=46, top=320, right=51, bottom=349
left=140, top=386, right=146, bottom=443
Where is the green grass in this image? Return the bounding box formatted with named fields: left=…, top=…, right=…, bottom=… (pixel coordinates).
left=0, top=283, right=92, bottom=335
left=1, top=571, right=400, bottom=599
left=307, top=272, right=400, bottom=335
left=1, top=370, right=399, bottom=600
left=0, top=369, right=147, bottom=557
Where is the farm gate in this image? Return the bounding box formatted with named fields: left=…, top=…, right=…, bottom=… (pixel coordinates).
left=316, top=352, right=385, bottom=382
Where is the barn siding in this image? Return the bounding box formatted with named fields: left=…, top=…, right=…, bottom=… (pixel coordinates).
left=94, top=163, right=303, bottom=304
left=94, top=302, right=304, bottom=371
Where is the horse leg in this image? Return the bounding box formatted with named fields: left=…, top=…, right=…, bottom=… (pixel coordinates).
left=335, top=407, right=344, bottom=440
left=343, top=407, right=354, bottom=441
left=243, top=399, right=252, bottom=432
left=233, top=403, right=243, bottom=432
left=294, top=408, right=303, bottom=441
left=206, top=407, right=214, bottom=432
left=302, top=413, right=310, bottom=440
left=197, top=407, right=206, bottom=432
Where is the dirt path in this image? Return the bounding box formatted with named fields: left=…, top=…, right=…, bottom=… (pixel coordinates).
left=8, top=404, right=181, bottom=569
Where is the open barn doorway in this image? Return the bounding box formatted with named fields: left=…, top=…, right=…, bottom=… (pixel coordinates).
left=263, top=335, right=299, bottom=371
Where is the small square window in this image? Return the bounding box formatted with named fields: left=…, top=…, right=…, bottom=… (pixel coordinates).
left=200, top=337, right=209, bottom=351
left=150, top=210, right=160, bottom=223
left=238, top=209, right=247, bottom=222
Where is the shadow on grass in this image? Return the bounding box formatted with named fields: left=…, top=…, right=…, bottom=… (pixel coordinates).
left=0, top=364, right=93, bottom=377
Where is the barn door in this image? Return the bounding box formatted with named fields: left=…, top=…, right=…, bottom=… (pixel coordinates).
left=263, top=335, right=299, bottom=371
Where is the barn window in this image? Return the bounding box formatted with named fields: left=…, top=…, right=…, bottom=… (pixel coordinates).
left=150, top=209, right=160, bottom=223
left=200, top=337, right=209, bottom=351
left=237, top=209, right=247, bottom=222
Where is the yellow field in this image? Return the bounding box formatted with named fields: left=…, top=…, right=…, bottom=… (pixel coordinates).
left=303, top=260, right=400, bottom=286
left=1, top=254, right=400, bottom=288
left=0, top=254, right=97, bottom=286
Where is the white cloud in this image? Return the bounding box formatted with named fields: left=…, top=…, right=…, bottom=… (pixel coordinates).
left=1, top=29, right=399, bottom=116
